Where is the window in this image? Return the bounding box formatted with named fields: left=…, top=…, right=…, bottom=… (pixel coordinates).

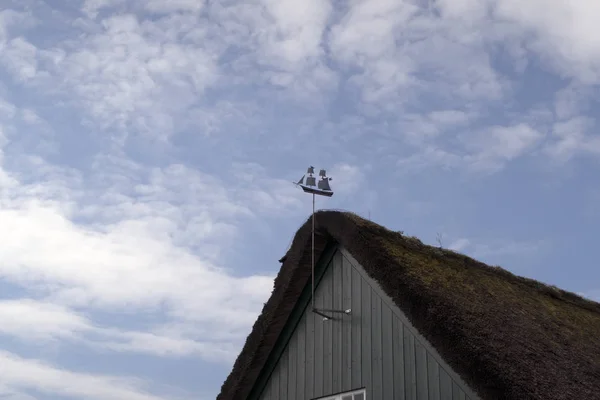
left=315, top=388, right=366, bottom=400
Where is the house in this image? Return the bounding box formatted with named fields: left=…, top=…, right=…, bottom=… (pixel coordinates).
left=217, top=211, right=600, bottom=400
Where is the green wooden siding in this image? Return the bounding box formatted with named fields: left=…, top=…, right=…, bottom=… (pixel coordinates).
left=258, top=248, right=480, bottom=400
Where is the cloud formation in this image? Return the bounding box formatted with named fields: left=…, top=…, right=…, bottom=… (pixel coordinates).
left=0, top=350, right=169, bottom=400
left=0, top=0, right=599, bottom=398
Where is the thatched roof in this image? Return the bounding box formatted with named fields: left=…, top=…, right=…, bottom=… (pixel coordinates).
left=217, top=211, right=600, bottom=400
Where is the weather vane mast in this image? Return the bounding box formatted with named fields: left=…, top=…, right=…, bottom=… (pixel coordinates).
left=294, top=166, right=350, bottom=321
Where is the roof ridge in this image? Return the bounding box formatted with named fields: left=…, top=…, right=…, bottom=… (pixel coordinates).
left=323, top=209, right=600, bottom=315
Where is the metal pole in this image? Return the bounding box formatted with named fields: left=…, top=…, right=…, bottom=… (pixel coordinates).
left=311, top=192, right=315, bottom=310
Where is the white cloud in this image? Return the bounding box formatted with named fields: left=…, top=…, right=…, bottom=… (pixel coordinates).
left=0, top=384, right=37, bottom=400
left=397, top=146, right=463, bottom=172
left=396, top=123, right=543, bottom=173
left=0, top=9, right=33, bottom=42
left=0, top=350, right=174, bottom=400
left=1, top=1, right=599, bottom=398
left=445, top=236, right=545, bottom=263
left=95, top=330, right=237, bottom=360
left=435, top=0, right=491, bottom=20
left=493, top=0, right=600, bottom=83
left=0, top=300, right=89, bottom=342
left=553, top=83, right=594, bottom=120
left=449, top=238, right=471, bottom=252
left=470, top=239, right=544, bottom=260
left=0, top=97, right=17, bottom=119
left=328, top=0, right=418, bottom=104
left=581, top=290, right=600, bottom=303
left=4, top=0, right=599, bottom=145
left=399, top=110, right=474, bottom=146
left=83, top=0, right=205, bottom=18
left=328, top=163, right=366, bottom=196
left=328, top=0, right=508, bottom=110
left=0, top=143, right=286, bottom=367
left=0, top=37, right=39, bottom=82
left=544, top=116, right=600, bottom=162
left=9, top=11, right=220, bottom=141
left=20, top=108, right=43, bottom=125
left=430, top=0, right=600, bottom=83
left=144, top=0, right=206, bottom=14
left=232, top=162, right=305, bottom=216
left=205, top=0, right=338, bottom=100
left=0, top=173, right=269, bottom=323
left=5, top=0, right=339, bottom=141
left=0, top=298, right=239, bottom=361
left=259, top=0, right=332, bottom=68
left=429, top=110, right=472, bottom=126
left=463, top=123, right=544, bottom=172
left=82, top=0, right=128, bottom=19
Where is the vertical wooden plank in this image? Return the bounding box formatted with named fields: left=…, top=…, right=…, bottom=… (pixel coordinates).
left=415, top=341, right=429, bottom=400
left=393, top=317, right=405, bottom=399
left=306, top=307, right=315, bottom=399
left=351, top=267, right=362, bottom=388
left=341, top=250, right=482, bottom=400
left=332, top=253, right=343, bottom=394
left=285, top=334, right=298, bottom=400
left=439, top=368, right=452, bottom=400
left=269, top=378, right=276, bottom=400
left=279, top=351, right=288, bottom=400
left=371, top=293, right=383, bottom=400
left=342, top=254, right=352, bottom=390
left=314, top=271, right=325, bottom=398
left=288, top=335, right=297, bottom=400
left=260, top=376, right=270, bottom=400
left=323, top=266, right=333, bottom=396
left=427, top=353, right=440, bottom=400
left=453, top=382, right=467, bottom=400
left=382, top=305, right=394, bottom=400
left=404, top=329, right=416, bottom=399
left=297, top=316, right=306, bottom=400
left=266, top=381, right=276, bottom=400
left=285, top=327, right=298, bottom=400
left=271, top=367, right=280, bottom=400
left=258, top=377, right=265, bottom=400
left=452, top=381, right=461, bottom=400
left=361, top=278, right=372, bottom=397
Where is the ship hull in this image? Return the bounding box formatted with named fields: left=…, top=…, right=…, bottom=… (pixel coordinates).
left=300, top=185, right=334, bottom=197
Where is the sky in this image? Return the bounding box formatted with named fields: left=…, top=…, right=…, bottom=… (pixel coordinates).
left=0, top=0, right=599, bottom=399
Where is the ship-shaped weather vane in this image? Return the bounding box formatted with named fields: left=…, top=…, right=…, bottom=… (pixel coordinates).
left=294, top=166, right=350, bottom=321
left=294, top=166, right=333, bottom=197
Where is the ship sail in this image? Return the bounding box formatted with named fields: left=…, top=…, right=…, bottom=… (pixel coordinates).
left=318, top=178, right=331, bottom=191
left=297, top=166, right=334, bottom=197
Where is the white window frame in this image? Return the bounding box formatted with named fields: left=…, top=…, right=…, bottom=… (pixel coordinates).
left=313, top=388, right=367, bottom=400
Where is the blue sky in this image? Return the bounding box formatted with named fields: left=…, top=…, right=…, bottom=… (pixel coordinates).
left=0, top=0, right=599, bottom=398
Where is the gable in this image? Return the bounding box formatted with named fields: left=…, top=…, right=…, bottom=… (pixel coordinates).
left=254, top=246, right=480, bottom=400
left=219, top=211, right=600, bottom=400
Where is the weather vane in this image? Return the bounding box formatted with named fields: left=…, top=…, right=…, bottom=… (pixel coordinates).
left=294, top=166, right=350, bottom=321
left=294, top=166, right=333, bottom=197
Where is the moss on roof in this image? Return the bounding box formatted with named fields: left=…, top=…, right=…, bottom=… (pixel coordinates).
left=218, top=211, right=600, bottom=400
